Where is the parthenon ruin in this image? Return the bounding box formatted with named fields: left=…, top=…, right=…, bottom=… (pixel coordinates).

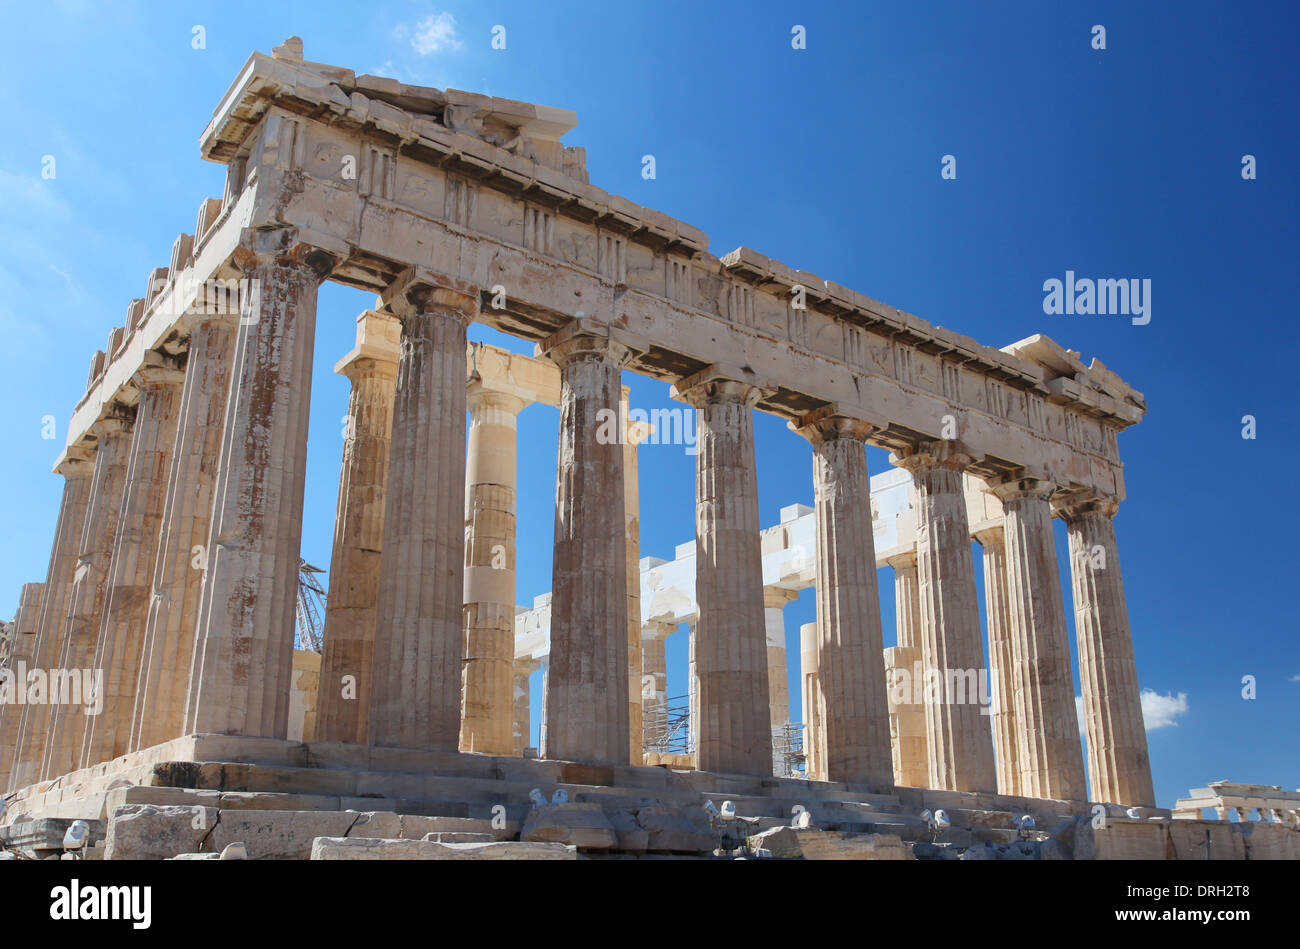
left=1, top=39, right=1294, bottom=861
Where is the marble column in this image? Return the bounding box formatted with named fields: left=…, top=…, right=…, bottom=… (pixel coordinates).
left=640, top=621, right=673, bottom=751
left=687, top=621, right=698, bottom=760
left=674, top=372, right=771, bottom=777
left=512, top=658, right=540, bottom=756
left=43, top=406, right=135, bottom=780
left=1057, top=495, right=1155, bottom=807
left=188, top=234, right=333, bottom=738
left=540, top=331, right=632, bottom=766
left=314, top=311, right=399, bottom=745
left=889, top=551, right=922, bottom=649
left=366, top=277, right=477, bottom=750
left=131, top=314, right=237, bottom=752
left=793, top=410, right=893, bottom=789
left=5, top=449, right=93, bottom=791
left=82, top=354, right=185, bottom=768
left=973, top=525, right=1022, bottom=797
left=0, top=583, right=44, bottom=790
left=763, top=588, right=795, bottom=734
left=990, top=475, right=1085, bottom=802
left=621, top=392, right=650, bottom=763
left=460, top=382, right=526, bottom=755
left=884, top=551, right=929, bottom=786
left=883, top=645, right=927, bottom=787
left=892, top=442, right=996, bottom=793
left=799, top=621, right=824, bottom=781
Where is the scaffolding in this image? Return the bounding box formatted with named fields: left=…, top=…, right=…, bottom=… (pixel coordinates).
left=642, top=693, right=693, bottom=756
left=295, top=559, right=327, bottom=652
left=772, top=722, right=806, bottom=779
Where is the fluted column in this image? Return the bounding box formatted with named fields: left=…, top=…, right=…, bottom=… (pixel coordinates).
left=990, top=475, right=1085, bottom=802
left=889, top=551, right=922, bottom=649
left=640, top=621, right=673, bottom=752
left=43, top=407, right=135, bottom=779
left=512, top=658, right=541, bottom=756
left=131, top=315, right=237, bottom=752
left=0, top=583, right=44, bottom=790
left=460, top=382, right=526, bottom=755
left=799, top=621, right=824, bottom=781
left=687, top=621, right=698, bottom=760
left=188, top=233, right=333, bottom=738
left=540, top=330, right=633, bottom=766
left=366, top=276, right=477, bottom=750
left=673, top=372, right=771, bottom=776
left=1057, top=495, right=1154, bottom=806
left=622, top=393, right=650, bottom=763
left=973, top=525, right=1022, bottom=796
left=82, top=355, right=185, bottom=767
left=792, top=409, right=892, bottom=789
left=314, top=310, right=399, bottom=745
left=892, top=442, right=996, bottom=793
left=885, top=551, right=928, bottom=788
left=763, top=588, right=795, bottom=734
left=6, top=450, right=93, bottom=791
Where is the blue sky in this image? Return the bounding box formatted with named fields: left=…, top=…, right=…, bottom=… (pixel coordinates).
left=0, top=1, right=1295, bottom=808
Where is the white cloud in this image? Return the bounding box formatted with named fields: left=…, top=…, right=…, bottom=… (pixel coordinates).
left=1075, top=689, right=1189, bottom=733
left=1140, top=689, right=1188, bottom=730
left=411, top=13, right=463, bottom=55
left=1289, top=674, right=1300, bottom=683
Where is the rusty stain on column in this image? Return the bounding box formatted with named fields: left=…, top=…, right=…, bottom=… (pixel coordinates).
left=540, top=328, right=633, bottom=766
left=366, top=275, right=477, bottom=750
left=188, top=231, right=333, bottom=738
left=5, top=449, right=92, bottom=791
left=82, top=353, right=185, bottom=767
left=43, top=406, right=135, bottom=779
left=131, top=314, right=237, bottom=752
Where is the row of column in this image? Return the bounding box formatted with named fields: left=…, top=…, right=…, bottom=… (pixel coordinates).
left=2, top=237, right=1152, bottom=809
left=875, top=443, right=1153, bottom=807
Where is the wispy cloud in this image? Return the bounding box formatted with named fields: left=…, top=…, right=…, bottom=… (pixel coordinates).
left=1076, top=690, right=1189, bottom=733
left=1141, top=689, right=1189, bottom=730
left=1289, top=674, right=1300, bottom=683
left=411, top=13, right=463, bottom=55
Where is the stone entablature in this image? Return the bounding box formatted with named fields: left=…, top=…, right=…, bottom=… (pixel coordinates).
left=62, top=49, right=1140, bottom=506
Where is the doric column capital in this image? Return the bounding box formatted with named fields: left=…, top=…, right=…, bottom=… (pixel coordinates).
left=131, top=351, right=186, bottom=391
left=669, top=364, right=770, bottom=409
left=90, top=403, right=135, bottom=440
left=466, top=378, right=529, bottom=417
left=987, top=473, right=1061, bottom=504
left=763, top=586, right=799, bottom=610
left=381, top=267, right=479, bottom=325
left=536, top=321, right=638, bottom=370
left=230, top=226, right=337, bottom=280
left=1053, top=491, right=1121, bottom=522
left=788, top=404, right=877, bottom=445
left=54, top=445, right=95, bottom=479
left=971, top=524, right=1006, bottom=549
left=335, top=309, right=401, bottom=381
left=890, top=439, right=974, bottom=474
left=885, top=550, right=918, bottom=572
left=641, top=621, right=677, bottom=643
